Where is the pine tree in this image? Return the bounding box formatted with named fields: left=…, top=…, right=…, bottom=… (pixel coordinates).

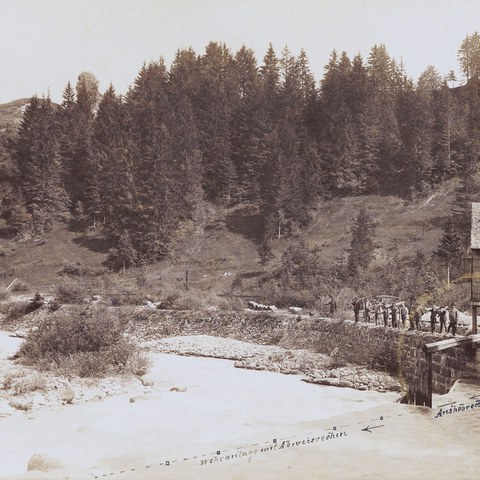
left=11, top=96, right=70, bottom=233
left=196, top=42, right=237, bottom=203
left=347, top=207, right=377, bottom=279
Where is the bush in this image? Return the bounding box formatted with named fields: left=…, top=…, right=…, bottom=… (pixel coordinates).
left=159, top=293, right=180, bottom=310
left=11, top=281, right=29, bottom=293
left=328, top=347, right=348, bottom=369
left=2, top=301, right=29, bottom=323
left=55, top=281, right=89, bottom=304
left=25, top=293, right=44, bottom=314
left=59, top=259, right=108, bottom=277
left=109, top=293, right=145, bottom=307
left=3, top=372, right=47, bottom=395
left=18, top=308, right=150, bottom=378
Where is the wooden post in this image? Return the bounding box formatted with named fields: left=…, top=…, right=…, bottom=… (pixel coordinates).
left=185, top=269, right=189, bottom=291
left=473, top=303, right=478, bottom=335
left=426, top=352, right=433, bottom=408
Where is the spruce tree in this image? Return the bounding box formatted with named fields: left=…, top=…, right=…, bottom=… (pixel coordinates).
left=347, top=207, right=377, bottom=278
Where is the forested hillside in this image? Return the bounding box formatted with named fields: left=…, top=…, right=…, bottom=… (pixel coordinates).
left=1, top=34, right=480, bottom=274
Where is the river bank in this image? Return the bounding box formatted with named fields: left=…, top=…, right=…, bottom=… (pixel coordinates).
left=1, top=316, right=480, bottom=479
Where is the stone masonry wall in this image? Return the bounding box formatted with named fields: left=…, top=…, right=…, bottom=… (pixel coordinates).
left=122, top=308, right=479, bottom=395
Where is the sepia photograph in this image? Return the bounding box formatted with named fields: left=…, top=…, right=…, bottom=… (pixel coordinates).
left=1, top=1, right=480, bottom=478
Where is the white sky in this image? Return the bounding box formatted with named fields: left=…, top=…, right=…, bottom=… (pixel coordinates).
left=1, top=0, right=479, bottom=104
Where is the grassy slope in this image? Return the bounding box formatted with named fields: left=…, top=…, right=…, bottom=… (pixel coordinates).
left=0, top=179, right=458, bottom=296
left=0, top=228, right=108, bottom=291
left=0, top=98, right=30, bottom=130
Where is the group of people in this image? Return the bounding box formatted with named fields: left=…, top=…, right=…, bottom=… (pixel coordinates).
left=426, top=305, right=459, bottom=336
left=351, top=299, right=459, bottom=336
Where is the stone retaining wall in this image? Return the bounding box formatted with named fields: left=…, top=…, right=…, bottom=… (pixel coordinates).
left=123, top=309, right=480, bottom=395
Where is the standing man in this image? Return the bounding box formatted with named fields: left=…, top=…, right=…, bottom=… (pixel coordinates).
left=428, top=306, right=438, bottom=333
left=325, top=296, right=337, bottom=317
left=391, top=304, right=398, bottom=329
left=364, top=299, right=372, bottom=323
left=438, top=307, right=448, bottom=334
left=382, top=302, right=389, bottom=327
left=353, top=300, right=361, bottom=323
left=374, top=302, right=382, bottom=325
left=400, top=303, right=409, bottom=329
left=447, top=303, right=459, bottom=336
left=412, top=305, right=424, bottom=331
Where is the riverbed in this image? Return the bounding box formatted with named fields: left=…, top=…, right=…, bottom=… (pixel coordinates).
left=0, top=333, right=479, bottom=480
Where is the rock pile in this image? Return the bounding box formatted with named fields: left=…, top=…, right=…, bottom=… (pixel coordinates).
left=303, top=366, right=402, bottom=392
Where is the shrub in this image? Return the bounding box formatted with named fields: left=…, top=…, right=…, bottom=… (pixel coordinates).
left=135, top=268, right=149, bottom=288
left=59, top=259, right=108, bottom=277
left=55, top=281, right=89, bottom=304
left=328, top=347, right=348, bottom=369
left=25, top=293, right=44, bottom=314
left=11, top=281, right=29, bottom=293
left=159, top=293, right=180, bottom=310
left=60, top=259, right=83, bottom=276
left=17, top=308, right=150, bottom=378
left=109, top=293, right=145, bottom=307
left=3, top=301, right=28, bottom=323
left=3, top=372, right=47, bottom=395
left=125, top=350, right=152, bottom=376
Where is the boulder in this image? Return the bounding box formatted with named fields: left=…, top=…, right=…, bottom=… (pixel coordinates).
left=321, top=377, right=340, bottom=387
left=170, top=386, right=187, bottom=392
left=27, top=453, right=64, bottom=472
left=140, top=375, right=155, bottom=387
left=337, top=380, right=354, bottom=388
left=58, top=387, right=75, bottom=404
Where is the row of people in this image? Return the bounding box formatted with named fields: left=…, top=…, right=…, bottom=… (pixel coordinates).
left=351, top=300, right=459, bottom=335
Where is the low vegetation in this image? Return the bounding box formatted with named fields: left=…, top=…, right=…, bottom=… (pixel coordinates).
left=17, top=308, right=150, bottom=378
left=2, top=371, right=47, bottom=395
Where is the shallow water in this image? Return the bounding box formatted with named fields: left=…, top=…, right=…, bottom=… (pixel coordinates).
left=0, top=351, right=399, bottom=478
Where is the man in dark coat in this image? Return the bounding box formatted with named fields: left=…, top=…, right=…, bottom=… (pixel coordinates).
left=427, top=306, right=438, bottom=333
left=353, top=299, right=361, bottom=323
left=438, top=307, right=448, bottom=333
left=447, top=304, right=459, bottom=336
left=391, top=304, right=398, bottom=329
left=325, top=296, right=337, bottom=317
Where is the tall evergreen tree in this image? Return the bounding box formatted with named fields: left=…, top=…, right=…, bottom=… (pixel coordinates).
left=11, top=96, right=70, bottom=233
left=347, top=206, right=377, bottom=278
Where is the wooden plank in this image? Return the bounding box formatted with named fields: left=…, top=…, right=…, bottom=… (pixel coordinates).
left=423, top=334, right=480, bottom=353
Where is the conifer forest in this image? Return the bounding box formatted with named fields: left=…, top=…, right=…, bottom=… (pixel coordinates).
left=2, top=34, right=480, bottom=272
